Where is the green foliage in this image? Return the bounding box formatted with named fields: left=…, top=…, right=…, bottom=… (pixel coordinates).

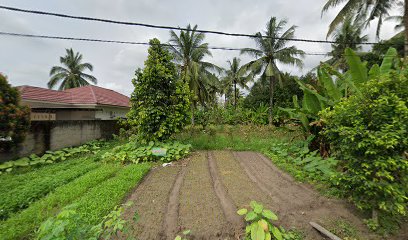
left=237, top=201, right=302, bottom=240
left=0, top=165, right=121, bottom=240
left=266, top=139, right=338, bottom=181
left=36, top=202, right=133, bottom=240
left=0, top=158, right=98, bottom=220
left=238, top=201, right=282, bottom=240
left=175, top=230, right=191, bottom=240
left=102, top=141, right=191, bottom=163
left=0, top=74, right=30, bottom=152
left=0, top=140, right=107, bottom=174
left=320, top=68, right=408, bottom=222
left=126, top=38, right=190, bottom=142
left=72, top=163, right=150, bottom=225
left=48, top=48, right=97, bottom=90
left=35, top=206, right=100, bottom=240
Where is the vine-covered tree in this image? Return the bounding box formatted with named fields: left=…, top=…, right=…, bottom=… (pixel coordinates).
left=0, top=74, right=30, bottom=152
left=48, top=48, right=97, bottom=90
left=126, top=39, right=190, bottom=142
left=241, top=17, right=305, bottom=124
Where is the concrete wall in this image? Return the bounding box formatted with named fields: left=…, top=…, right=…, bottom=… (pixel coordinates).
left=95, top=106, right=128, bottom=120
left=0, top=120, right=119, bottom=162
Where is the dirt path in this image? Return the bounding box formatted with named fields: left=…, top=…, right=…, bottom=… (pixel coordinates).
left=120, top=151, right=384, bottom=240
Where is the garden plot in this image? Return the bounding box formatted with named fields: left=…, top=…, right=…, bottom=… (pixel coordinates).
left=121, top=151, right=383, bottom=240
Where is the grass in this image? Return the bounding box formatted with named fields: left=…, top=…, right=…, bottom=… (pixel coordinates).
left=0, top=141, right=152, bottom=240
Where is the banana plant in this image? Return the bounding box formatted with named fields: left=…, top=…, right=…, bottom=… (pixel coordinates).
left=281, top=47, right=399, bottom=133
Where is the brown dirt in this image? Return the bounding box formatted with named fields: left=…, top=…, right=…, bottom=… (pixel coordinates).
left=121, top=151, right=403, bottom=240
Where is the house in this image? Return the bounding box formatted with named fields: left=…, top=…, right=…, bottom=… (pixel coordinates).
left=17, top=85, right=130, bottom=121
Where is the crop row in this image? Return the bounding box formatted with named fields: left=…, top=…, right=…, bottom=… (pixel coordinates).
left=0, top=158, right=99, bottom=220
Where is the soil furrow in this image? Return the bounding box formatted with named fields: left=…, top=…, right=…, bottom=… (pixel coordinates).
left=120, top=165, right=181, bottom=240
left=207, top=151, right=244, bottom=237
left=178, top=151, right=232, bottom=239
left=162, top=161, right=188, bottom=239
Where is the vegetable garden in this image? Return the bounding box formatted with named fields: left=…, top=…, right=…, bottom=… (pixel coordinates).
left=1, top=5, right=407, bottom=239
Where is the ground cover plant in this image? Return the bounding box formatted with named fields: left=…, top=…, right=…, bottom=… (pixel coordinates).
left=0, top=139, right=107, bottom=174
left=102, top=140, right=191, bottom=163
left=0, top=140, right=151, bottom=240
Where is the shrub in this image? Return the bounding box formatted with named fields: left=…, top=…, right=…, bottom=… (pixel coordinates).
left=126, top=38, right=190, bottom=142
left=0, top=74, right=30, bottom=152
left=321, top=71, right=408, bottom=223
left=102, top=141, right=191, bottom=163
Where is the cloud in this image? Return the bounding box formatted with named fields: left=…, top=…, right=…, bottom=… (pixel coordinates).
left=0, top=0, right=400, bottom=97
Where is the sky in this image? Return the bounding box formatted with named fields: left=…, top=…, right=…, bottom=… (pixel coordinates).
left=0, top=0, right=400, bottom=96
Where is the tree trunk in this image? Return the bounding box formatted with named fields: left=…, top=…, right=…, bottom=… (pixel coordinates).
left=268, top=76, right=274, bottom=125
left=405, top=0, right=408, bottom=57
left=234, top=81, right=237, bottom=109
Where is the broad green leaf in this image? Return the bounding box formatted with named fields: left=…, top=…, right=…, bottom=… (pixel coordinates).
left=380, top=47, right=397, bottom=74
left=182, top=229, right=191, bottom=235
left=317, top=67, right=341, bottom=101
left=175, top=236, right=182, bottom=240
left=265, top=232, right=272, bottom=240
left=253, top=203, right=264, bottom=214
left=237, top=208, right=248, bottom=216
left=262, top=210, right=278, bottom=221
left=255, top=223, right=266, bottom=240
left=369, top=64, right=380, bottom=79
left=302, top=92, right=322, bottom=115
left=250, top=200, right=258, bottom=209
left=245, top=211, right=258, bottom=221
left=258, top=219, right=269, bottom=231
left=345, top=48, right=367, bottom=85
left=271, top=226, right=283, bottom=240
left=251, top=223, right=259, bottom=240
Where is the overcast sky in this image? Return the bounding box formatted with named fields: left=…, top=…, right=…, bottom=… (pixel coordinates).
left=0, top=0, right=399, bottom=96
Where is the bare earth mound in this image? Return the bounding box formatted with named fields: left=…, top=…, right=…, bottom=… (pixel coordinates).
left=120, top=151, right=391, bottom=240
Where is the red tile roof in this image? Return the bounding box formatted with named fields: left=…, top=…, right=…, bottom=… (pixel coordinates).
left=17, top=85, right=129, bottom=108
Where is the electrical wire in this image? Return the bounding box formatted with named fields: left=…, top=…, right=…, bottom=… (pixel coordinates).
left=0, top=5, right=385, bottom=45
left=0, top=31, right=331, bottom=56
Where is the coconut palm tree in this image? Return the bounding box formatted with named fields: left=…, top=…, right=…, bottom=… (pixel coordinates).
left=223, top=58, right=252, bottom=109
left=168, top=24, right=221, bottom=124
left=327, top=17, right=368, bottom=71
left=321, top=0, right=405, bottom=54
left=386, top=2, right=404, bottom=32
left=48, top=48, right=97, bottom=90
left=241, top=17, right=304, bottom=125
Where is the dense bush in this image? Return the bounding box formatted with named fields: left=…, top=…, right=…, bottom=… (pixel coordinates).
left=126, top=38, right=190, bottom=142
left=0, top=74, right=30, bottom=152
left=321, top=71, right=408, bottom=223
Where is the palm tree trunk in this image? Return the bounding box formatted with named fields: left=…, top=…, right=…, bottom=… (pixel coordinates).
left=234, top=81, right=237, bottom=109
left=405, top=0, right=408, bottom=57
left=269, top=76, right=274, bottom=125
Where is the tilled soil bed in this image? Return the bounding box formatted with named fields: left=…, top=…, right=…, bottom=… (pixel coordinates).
left=120, top=151, right=393, bottom=240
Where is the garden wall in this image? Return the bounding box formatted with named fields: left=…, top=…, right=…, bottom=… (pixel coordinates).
left=0, top=120, right=119, bottom=162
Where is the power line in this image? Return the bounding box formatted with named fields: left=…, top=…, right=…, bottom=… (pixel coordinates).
left=0, top=31, right=330, bottom=56
left=0, top=5, right=382, bottom=46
